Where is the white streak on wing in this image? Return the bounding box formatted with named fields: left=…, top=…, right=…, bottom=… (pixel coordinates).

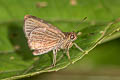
left=33, top=47, right=55, bottom=55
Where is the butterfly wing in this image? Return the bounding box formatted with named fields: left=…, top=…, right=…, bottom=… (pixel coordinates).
left=28, top=28, right=61, bottom=55
left=24, top=15, right=64, bottom=38
left=24, top=15, right=65, bottom=55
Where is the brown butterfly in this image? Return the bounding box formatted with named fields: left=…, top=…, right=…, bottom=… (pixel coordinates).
left=24, top=15, right=84, bottom=66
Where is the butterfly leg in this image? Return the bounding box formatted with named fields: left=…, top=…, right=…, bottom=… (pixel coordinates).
left=52, top=49, right=57, bottom=67
left=73, top=43, right=84, bottom=52
left=66, top=48, right=73, bottom=64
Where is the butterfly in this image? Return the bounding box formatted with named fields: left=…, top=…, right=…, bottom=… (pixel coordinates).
left=24, top=15, right=84, bottom=66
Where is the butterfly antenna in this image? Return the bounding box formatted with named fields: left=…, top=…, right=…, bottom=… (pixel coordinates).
left=73, top=17, right=87, bottom=31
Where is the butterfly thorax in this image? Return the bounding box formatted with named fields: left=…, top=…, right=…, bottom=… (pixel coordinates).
left=60, top=32, right=77, bottom=49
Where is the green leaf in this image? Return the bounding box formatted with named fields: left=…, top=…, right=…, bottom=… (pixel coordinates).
left=0, top=0, right=120, bottom=79
left=0, top=19, right=119, bottom=80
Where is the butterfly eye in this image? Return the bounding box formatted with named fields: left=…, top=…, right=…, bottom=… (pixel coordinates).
left=70, top=34, right=75, bottom=39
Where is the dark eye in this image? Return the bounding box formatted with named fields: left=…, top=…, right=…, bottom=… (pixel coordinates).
left=70, top=34, right=75, bottom=39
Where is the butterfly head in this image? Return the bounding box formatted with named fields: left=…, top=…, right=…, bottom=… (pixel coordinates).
left=68, top=32, right=77, bottom=41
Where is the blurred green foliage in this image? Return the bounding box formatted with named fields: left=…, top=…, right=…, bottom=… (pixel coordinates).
left=0, top=0, right=120, bottom=79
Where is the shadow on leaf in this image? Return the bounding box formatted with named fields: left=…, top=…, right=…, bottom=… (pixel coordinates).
left=8, top=22, right=34, bottom=61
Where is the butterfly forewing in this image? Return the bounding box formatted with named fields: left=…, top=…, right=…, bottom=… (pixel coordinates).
left=24, top=15, right=65, bottom=55
left=24, top=15, right=64, bottom=38
left=24, top=15, right=49, bottom=38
